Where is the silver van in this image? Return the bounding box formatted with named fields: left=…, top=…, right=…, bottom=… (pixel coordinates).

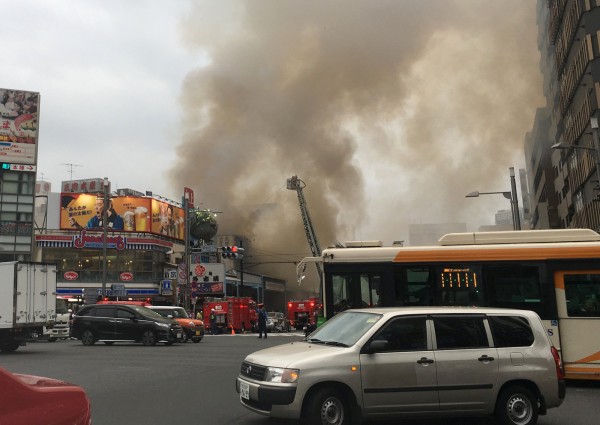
left=236, top=307, right=565, bottom=425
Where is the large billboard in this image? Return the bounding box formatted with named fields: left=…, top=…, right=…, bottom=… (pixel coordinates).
left=60, top=193, right=185, bottom=241
left=0, top=88, right=40, bottom=164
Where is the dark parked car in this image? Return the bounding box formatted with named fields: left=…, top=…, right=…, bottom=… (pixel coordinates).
left=71, top=303, right=182, bottom=346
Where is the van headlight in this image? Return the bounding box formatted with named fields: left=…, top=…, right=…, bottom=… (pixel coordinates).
left=157, top=323, right=170, bottom=328
left=264, top=367, right=299, bottom=383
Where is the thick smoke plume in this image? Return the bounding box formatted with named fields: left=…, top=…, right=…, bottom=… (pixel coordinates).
left=169, top=0, right=542, bottom=294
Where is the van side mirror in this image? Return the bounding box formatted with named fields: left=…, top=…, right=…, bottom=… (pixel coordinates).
left=367, top=339, right=389, bottom=354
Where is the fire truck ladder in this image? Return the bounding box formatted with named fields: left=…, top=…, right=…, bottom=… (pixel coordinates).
left=286, top=176, right=323, bottom=283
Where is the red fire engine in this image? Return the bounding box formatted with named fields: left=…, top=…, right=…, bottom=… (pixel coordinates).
left=287, top=297, right=320, bottom=330
left=203, top=297, right=257, bottom=334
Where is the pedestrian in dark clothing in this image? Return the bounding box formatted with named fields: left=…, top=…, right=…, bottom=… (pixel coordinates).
left=257, top=304, right=267, bottom=339
left=210, top=309, right=218, bottom=335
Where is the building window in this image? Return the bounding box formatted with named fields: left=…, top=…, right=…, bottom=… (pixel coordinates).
left=574, top=190, right=584, bottom=213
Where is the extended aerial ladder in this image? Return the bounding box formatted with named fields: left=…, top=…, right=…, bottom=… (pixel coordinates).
left=286, top=176, right=323, bottom=284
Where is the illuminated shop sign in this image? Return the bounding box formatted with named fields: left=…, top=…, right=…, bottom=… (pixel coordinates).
left=73, top=230, right=126, bottom=250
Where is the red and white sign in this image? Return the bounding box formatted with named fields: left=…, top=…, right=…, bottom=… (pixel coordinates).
left=184, top=187, right=195, bottom=208
left=195, top=264, right=206, bottom=277
left=119, top=272, right=134, bottom=281
left=63, top=271, right=79, bottom=281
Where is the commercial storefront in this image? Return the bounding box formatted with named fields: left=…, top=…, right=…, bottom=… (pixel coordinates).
left=35, top=231, right=177, bottom=302
left=34, top=180, right=288, bottom=310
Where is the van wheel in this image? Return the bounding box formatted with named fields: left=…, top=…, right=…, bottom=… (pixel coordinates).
left=305, top=387, right=349, bottom=425
left=141, top=330, right=157, bottom=346
left=81, top=330, right=96, bottom=346
left=180, top=332, right=188, bottom=343
left=495, top=385, right=538, bottom=425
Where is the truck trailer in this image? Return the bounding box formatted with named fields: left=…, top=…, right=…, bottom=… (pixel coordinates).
left=0, top=262, right=58, bottom=352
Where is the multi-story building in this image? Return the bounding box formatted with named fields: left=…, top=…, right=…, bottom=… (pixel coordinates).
left=33, top=179, right=287, bottom=311
left=528, top=0, right=600, bottom=231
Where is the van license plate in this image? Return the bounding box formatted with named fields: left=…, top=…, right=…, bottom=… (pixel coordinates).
left=240, top=381, right=249, bottom=400
left=177, top=332, right=182, bottom=339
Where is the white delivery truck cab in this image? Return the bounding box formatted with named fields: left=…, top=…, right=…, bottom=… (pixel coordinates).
left=0, top=262, right=58, bottom=352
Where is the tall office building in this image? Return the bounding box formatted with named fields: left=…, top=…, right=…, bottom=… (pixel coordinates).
left=527, top=1, right=600, bottom=231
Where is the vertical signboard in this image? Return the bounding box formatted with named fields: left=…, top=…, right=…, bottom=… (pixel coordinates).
left=0, top=88, right=40, bottom=164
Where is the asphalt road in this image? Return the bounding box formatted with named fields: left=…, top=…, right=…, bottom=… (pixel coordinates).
left=1, top=333, right=599, bottom=425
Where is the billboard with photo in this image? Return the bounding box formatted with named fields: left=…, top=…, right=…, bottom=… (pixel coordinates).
left=0, top=88, right=40, bottom=165
left=60, top=193, right=184, bottom=241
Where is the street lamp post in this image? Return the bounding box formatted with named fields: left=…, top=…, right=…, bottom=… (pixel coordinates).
left=591, top=117, right=600, bottom=190
left=466, top=167, right=521, bottom=230
left=101, top=177, right=109, bottom=298
left=183, top=193, right=190, bottom=310
left=509, top=167, right=521, bottom=230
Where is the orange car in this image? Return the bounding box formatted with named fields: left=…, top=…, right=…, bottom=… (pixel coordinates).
left=147, top=306, right=204, bottom=343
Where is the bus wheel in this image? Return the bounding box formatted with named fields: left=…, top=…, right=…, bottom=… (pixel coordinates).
left=495, top=385, right=538, bottom=425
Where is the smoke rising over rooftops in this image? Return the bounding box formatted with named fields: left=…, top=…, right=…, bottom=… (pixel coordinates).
left=169, top=0, right=542, bottom=291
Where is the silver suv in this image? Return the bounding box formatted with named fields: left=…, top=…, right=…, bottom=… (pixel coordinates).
left=236, top=307, right=565, bottom=425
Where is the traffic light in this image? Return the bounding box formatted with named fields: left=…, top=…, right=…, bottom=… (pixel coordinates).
left=221, top=245, right=244, bottom=259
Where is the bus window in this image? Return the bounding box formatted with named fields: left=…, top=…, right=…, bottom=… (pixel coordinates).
left=564, top=274, right=600, bottom=317
left=393, top=267, right=433, bottom=306
left=438, top=266, right=482, bottom=306
left=485, top=265, right=542, bottom=313
left=332, top=274, right=352, bottom=314
left=360, top=274, right=381, bottom=307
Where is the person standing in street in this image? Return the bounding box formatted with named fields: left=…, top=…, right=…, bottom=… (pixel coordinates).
left=210, top=309, right=217, bottom=335
left=257, top=303, right=267, bottom=339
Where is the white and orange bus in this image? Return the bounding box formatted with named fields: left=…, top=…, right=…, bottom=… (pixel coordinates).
left=298, top=229, right=600, bottom=380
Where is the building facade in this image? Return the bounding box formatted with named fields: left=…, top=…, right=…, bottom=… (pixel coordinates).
left=528, top=0, right=600, bottom=231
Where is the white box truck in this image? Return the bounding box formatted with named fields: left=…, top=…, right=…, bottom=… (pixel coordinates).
left=43, top=296, right=71, bottom=341
left=0, top=262, right=57, bottom=352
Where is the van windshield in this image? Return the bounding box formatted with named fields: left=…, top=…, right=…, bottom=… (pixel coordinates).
left=56, top=298, right=69, bottom=314
left=306, top=311, right=381, bottom=347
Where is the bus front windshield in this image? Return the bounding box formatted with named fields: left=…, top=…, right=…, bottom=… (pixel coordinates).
left=306, top=311, right=382, bottom=347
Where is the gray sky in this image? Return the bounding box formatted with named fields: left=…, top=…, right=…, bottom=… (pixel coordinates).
left=2, top=1, right=543, bottom=290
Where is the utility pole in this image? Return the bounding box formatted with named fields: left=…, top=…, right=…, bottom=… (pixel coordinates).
left=240, top=239, right=244, bottom=294
left=183, top=193, right=190, bottom=310
left=101, top=177, right=110, bottom=298
left=509, top=167, right=521, bottom=230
